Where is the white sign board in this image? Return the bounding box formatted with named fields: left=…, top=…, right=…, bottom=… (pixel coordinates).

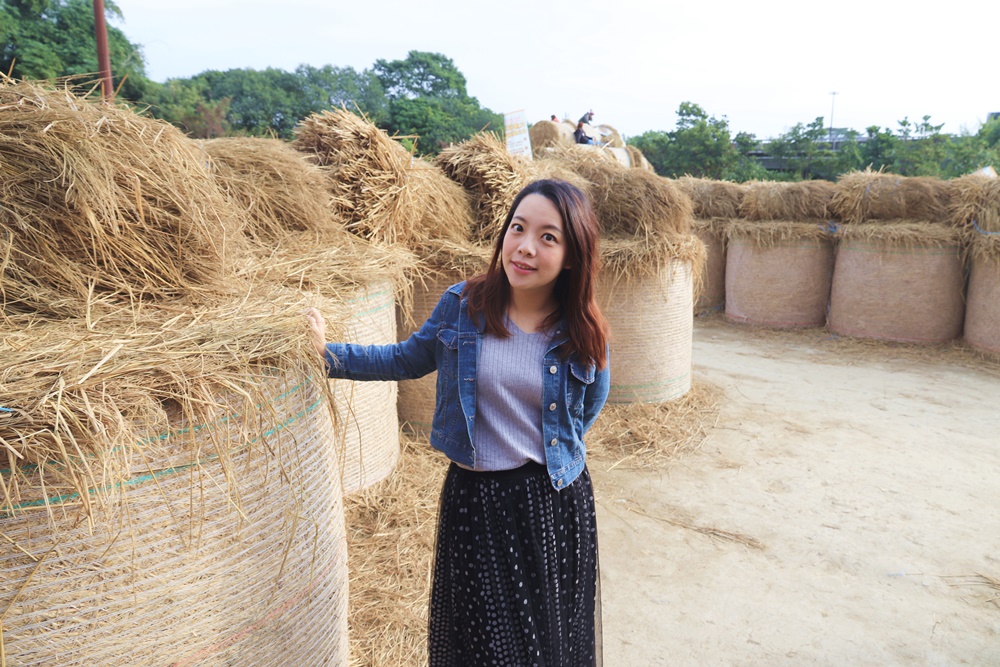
left=504, top=109, right=532, bottom=160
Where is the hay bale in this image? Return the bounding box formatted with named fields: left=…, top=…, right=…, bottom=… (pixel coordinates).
left=603, top=146, right=631, bottom=167
left=739, top=180, right=836, bottom=222
left=1, top=295, right=350, bottom=666
left=724, top=221, right=834, bottom=328
left=406, top=158, right=484, bottom=268
left=293, top=108, right=417, bottom=246
left=829, top=223, right=966, bottom=343
left=949, top=173, right=1000, bottom=233
left=693, top=219, right=728, bottom=313
left=830, top=170, right=950, bottom=224
left=964, top=234, right=1000, bottom=357
left=598, top=245, right=698, bottom=403
left=435, top=132, right=531, bottom=245
left=595, top=124, right=624, bottom=148
left=0, top=80, right=248, bottom=318
left=528, top=120, right=572, bottom=154
left=201, top=137, right=341, bottom=245
left=675, top=177, right=747, bottom=219
left=624, top=145, right=653, bottom=171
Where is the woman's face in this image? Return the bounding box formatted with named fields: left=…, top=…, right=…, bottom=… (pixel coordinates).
left=501, top=194, right=569, bottom=300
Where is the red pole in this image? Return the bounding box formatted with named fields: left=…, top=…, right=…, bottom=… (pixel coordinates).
left=92, top=0, right=113, bottom=100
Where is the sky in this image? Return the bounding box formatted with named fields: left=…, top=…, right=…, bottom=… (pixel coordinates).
left=112, top=0, right=998, bottom=141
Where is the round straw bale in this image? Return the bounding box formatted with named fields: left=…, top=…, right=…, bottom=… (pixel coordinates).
left=201, top=137, right=341, bottom=245
left=624, top=145, right=653, bottom=171
left=739, top=180, right=836, bottom=222
left=435, top=132, right=532, bottom=245
left=831, top=170, right=950, bottom=224
left=693, top=219, right=728, bottom=313
left=965, top=235, right=1000, bottom=357
left=598, top=252, right=695, bottom=403
left=0, top=80, right=248, bottom=318
left=603, top=146, right=631, bottom=167
left=293, top=108, right=417, bottom=245
left=595, top=124, right=624, bottom=148
left=829, top=223, right=966, bottom=343
left=529, top=120, right=572, bottom=154
left=948, top=173, right=1000, bottom=232
left=724, top=221, right=834, bottom=328
left=675, top=177, right=747, bottom=219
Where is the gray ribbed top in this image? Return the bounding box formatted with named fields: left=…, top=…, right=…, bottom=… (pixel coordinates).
left=471, top=321, right=551, bottom=471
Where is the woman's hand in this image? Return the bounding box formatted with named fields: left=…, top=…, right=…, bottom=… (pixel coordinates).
left=303, top=307, right=328, bottom=359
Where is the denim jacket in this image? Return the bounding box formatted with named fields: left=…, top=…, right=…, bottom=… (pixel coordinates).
left=324, top=282, right=610, bottom=490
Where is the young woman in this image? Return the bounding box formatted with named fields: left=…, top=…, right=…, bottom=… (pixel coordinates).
left=305, top=179, right=611, bottom=666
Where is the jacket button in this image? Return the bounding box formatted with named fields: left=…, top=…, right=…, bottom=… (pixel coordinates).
left=549, top=365, right=557, bottom=374
left=548, top=403, right=556, bottom=411
left=557, top=479, right=564, bottom=488
left=550, top=438, right=558, bottom=446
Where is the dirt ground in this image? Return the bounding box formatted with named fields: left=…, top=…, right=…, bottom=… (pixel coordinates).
left=594, top=319, right=1000, bottom=666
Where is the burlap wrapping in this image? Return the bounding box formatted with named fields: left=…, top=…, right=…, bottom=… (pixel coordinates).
left=829, top=237, right=965, bottom=343
left=725, top=234, right=834, bottom=328
left=396, top=274, right=459, bottom=435
left=0, top=374, right=349, bottom=666
left=965, top=251, right=1000, bottom=356
left=598, top=260, right=694, bottom=403
left=332, top=281, right=400, bottom=494
left=693, top=223, right=725, bottom=313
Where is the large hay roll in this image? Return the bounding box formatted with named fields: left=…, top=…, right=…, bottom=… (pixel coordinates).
left=529, top=120, right=572, bottom=153
left=831, top=170, right=950, bottom=224
left=595, top=124, right=624, bottom=148
left=949, top=172, right=1000, bottom=232
left=0, top=303, right=349, bottom=667
left=0, top=80, right=247, bottom=318
left=332, top=280, right=401, bottom=493
left=674, top=177, right=747, bottom=220
left=598, top=249, right=695, bottom=403
left=739, top=180, right=835, bottom=221
left=964, top=235, right=1000, bottom=356
left=693, top=219, right=727, bottom=313
left=603, top=146, right=631, bottom=168
left=829, top=224, right=966, bottom=343
left=724, top=222, right=834, bottom=328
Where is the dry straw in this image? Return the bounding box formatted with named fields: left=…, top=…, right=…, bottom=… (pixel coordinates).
left=0, top=79, right=248, bottom=319
left=948, top=173, right=1000, bottom=233
left=726, top=220, right=833, bottom=247
left=970, top=233, right=1000, bottom=262
left=528, top=120, right=569, bottom=154
left=675, top=177, right=747, bottom=219
left=435, top=132, right=531, bottom=245
left=739, top=180, right=836, bottom=222
left=831, top=169, right=951, bottom=224
left=293, top=108, right=417, bottom=246
left=836, top=221, right=965, bottom=249
left=0, top=287, right=329, bottom=516
left=624, top=145, right=653, bottom=171
left=201, top=137, right=340, bottom=245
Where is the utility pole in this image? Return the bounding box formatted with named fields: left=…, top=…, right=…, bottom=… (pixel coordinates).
left=829, top=91, right=838, bottom=149
left=92, top=0, right=113, bottom=100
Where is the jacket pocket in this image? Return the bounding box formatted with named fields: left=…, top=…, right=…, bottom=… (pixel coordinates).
left=566, top=360, right=595, bottom=417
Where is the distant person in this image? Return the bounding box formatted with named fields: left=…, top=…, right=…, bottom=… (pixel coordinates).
left=550, top=114, right=559, bottom=122
left=574, top=121, right=593, bottom=145
left=578, top=109, right=594, bottom=124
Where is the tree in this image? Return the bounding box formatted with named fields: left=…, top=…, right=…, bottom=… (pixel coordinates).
left=722, top=131, right=773, bottom=182
left=142, top=77, right=231, bottom=138
left=629, top=102, right=737, bottom=179
left=192, top=67, right=310, bottom=138
left=296, top=64, right=388, bottom=125
left=374, top=50, right=467, bottom=100
left=1, top=0, right=148, bottom=100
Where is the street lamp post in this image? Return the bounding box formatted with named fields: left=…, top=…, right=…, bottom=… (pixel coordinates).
left=829, top=91, right=838, bottom=149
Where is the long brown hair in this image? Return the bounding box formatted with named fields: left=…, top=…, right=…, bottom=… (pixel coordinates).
left=465, top=179, right=610, bottom=369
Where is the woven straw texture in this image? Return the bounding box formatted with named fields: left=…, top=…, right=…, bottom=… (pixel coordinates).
left=0, top=374, right=349, bottom=666
left=725, top=235, right=834, bottom=328
left=598, top=260, right=694, bottom=404
left=332, top=281, right=400, bottom=494
left=829, top=238, right=966, bottom=343
left=396, top=274, right=459, bottom=434
left=694, top=224, right=726, bottom=313
left=964, top=252, right=1000, bottom=356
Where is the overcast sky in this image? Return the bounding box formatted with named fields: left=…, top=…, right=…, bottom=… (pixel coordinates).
left=113, top=0, right=998, bottom=140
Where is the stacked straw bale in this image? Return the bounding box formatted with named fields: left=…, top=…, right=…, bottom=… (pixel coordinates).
left=624, top=145, right=654, bottom=171
left=724, top=180, right=836, bottom=328
left=293, top=108, right=418, bottom=246
left=828, top=171, right=965, bottom=343
left=675, top=177, right=747, bottom=313
left=950, top=173, right=1000, bottom=356
left=205, top=136, right=411, bottom=493
left=529, top=119, right=573, bottom=154
left=596, top=124, right=625, bottom=148
left=536, top=146, right=702, bottom=403
left=0, top=80, right=248, bottom=318
left=1, top=293, right=351, bottom=666
left=436, top=132, right=531, bottom=246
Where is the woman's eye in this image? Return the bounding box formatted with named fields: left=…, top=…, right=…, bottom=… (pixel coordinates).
left=511, top=223, right=523, bottom=232
left=543, top=233, right=556, bottom=242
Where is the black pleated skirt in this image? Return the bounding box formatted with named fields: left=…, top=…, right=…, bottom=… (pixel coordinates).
left=428, top=461, right=601, bottom=667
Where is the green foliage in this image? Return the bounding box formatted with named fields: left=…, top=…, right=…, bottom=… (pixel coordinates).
left=296, top=64, right=388, bottom=125
left=629, top=102, right=737, bottom=179
left=374, top=50, right=467, bottom=100
left=722, top=132, right=773, bottom=182
left=142, top=78, right=231, bottom=138
left=1, top=0, right=147, bottom=100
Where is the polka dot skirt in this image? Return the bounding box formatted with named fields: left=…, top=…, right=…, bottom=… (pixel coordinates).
left=428, top=462, right=601, bottom=667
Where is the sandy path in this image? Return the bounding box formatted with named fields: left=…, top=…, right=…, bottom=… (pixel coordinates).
left=595, top=320, right=1000, bottom=666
